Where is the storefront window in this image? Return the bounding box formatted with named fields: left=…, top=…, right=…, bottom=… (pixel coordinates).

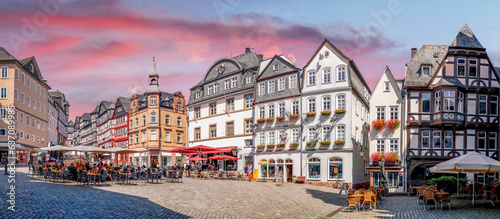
left=373, top=172, right=380, bottom=187
left=308, top=158, right=320, bottom=179
left=388, top=172, right=399, bottom=188
left=328, top=157, right=343, bottom=179
left=268, top=159, right=275, bottom=178
left=276, top=159, right=284, bottom=177
left=260, top=162, right=268, bottom=178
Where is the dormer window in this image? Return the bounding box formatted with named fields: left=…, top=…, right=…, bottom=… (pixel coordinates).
left=195, top=92, right=200, bottom=99
left=214, top=83, right=219, bottom=93
left=246, top=75, right=252, bottom=84
left=273, top=64, right=279, bottom=70
left=208, top=85, right=214, bottom=95
left=457, top=58, right=465, bottom=76
left=30, top=64, right=34, bottom=72
left=151, top=97, right=156, bottom=105
left=421, top=66, right=430, bottom=76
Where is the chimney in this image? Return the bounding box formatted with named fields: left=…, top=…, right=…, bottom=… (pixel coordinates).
left=411, top=48, right=417, bottom=58
left=245, top=47, right=251, bottom=53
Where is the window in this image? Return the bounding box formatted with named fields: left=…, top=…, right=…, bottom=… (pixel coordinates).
left=225, top=80, right=230, bottom=90
left=259, top=133, right=265, bottom=145
left=130, top=136, right=133, bottom=144
left=356, top=100, right=359, bottom=115
left=491, top=96, right=498, bottom=115
left=278, top=103, right=285, bottom=116
left=259, top=83, right=265, bottom=95
left=20, top=93, right=24, bottom=104
left=177, top=133, right=182, bottom=142
left=21, top=73, right=24, bottom=84
left=0, top=108, right=6, bottom=119
left=361, top=106, right=365, bottom=120
left=37, top=85, right=40, bottom=95
left=142, top=132, right=146, bottom=142
left=273, top=64, right=279, bottom=70
left=231, top=77, right=237, bottom=88
left=422, top=131, right=430, bottom=148
left=259, top=106, right=265, bottom=119
left=225, top=99, right=234, bottom=112
left=268, top=131, right=275, bottom=145
left=42, top=105, right=44, bottom=114
left=226, top=121, right=234, bottom=136
left=32, top=82, right=35, bottom=91
left=323, top=68, right=331, bottom=83
left=165, top=131, right=170, bottom=142
left=0, top=87, right=6, bottom=99
left=150, top=112, right=157, bottom=123
left=268, top=80, right=275, bottom=93
left=210, top=103, right=216, bottom=115
left=308, top=158, right=320, bottom=179
left=329, top=158, right=343, bottom=179
left=210, top=125, right=216, bottom=138
left=142, top=116, right=146, bottom=125
left=308, top=128, right=316, bottom=142
left=194, top=107, right=200, bottom=119
left=214, top=83, right=219, bottom=93
left=150, top=97, right=156, bottom=105
left=20, top=112, right=24, bottom=123
left=42, top=88, right=45, bottom=98
left=27, top=78, right=31, bottom=88
left=135, top=118, right=138, bottom=126
left=308, top=71, right=316, bottom=85
left=389, top=139, right=398, bottom=152
left=150, top=130, right=157, bottom=141
left=376, top=107, right=385, bottom=120
left=469, top=59, right=477, bottom=77
left=388, top=172, right=399, bottom=188
left=422, top=93, right=431, bottom=113
left=390, top=106, right=398, bottom=119
left=278, top=130, right=286, bottom=144
left=421, top=66, right=430, bottom=76
left=479, top=95, right=487, bottom=115
left=245, top=95, right=253, bottom=108
left=433, top=131, right=441, bottom=148
left=14, top=89, right=18, bottom=100
left=457, top=58, right=465, bottom=76
left=135, top=134, right=139, bottom=143
left=337, top=95, right=345, bottom=110
left=376, top=140, right=385, bottom=153
left=245, top=119, right=252, bottom=134
left=443, top=91, right=455, bottom=111
left=292, top=101, right=299, bottom=115
left=444, top=131, right=453, bottom=149
left=337, top=125, right=345, bottom=141
left=373, top=172, right=381, bottom=187
left=292, top=129, right=299, bottom=143
left=384, top=82, right=390, bottom=91
left=434, top=92, right=441, bottom=112
left=32, top=99, right=35, bottom=110
left=195, top=92, right=200, bottom=99
left=208, top=85, right=213, bottom=95
left=458, top=92, right=464, bottom=113
left=336, top=66, right=346, bottom=81
left=177, top=117, right=182, bottom=127
left=15, top=69, right=18, bottom=80
left=27, top=96, right=30, bottom=107
left=489, top=133, right=497, bottom=150
left=268, top=105, right=275, bottom=118
left=308, top=98, right=316, bottom=113
left=32, top=118, right=35, bottom=127
left=246, top=75, right=252, bottom=84
left=323, top=96, right=331, bottom=111
left=478, top=132, right=486, bottom=149
left=1, top=67, right=7, bottom=78
left=289, top=75, right=297, bottom=88
left=278, top=78, right=285, bottom=91
left=322, top=127, right=331, bottom=141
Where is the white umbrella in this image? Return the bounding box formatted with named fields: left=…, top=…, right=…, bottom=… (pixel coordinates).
left=434, top=152, right=500, bottom=205
left=37, top=145, right=72, bottom=151
left=430, top=166, right=461, bottom=198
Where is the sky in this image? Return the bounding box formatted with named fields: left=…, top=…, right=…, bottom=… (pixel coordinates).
left=1, top=0, right=499, bottom=122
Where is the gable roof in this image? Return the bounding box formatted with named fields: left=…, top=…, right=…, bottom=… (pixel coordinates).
left=256, top=54, right=298, bottom=81
left=450, top=24, right=483, bottom=48
left=0, top=47, right=17, bottom=60
left=369, top=66, right=402, bottom=101
left=404, top=44, right=449, bottom=87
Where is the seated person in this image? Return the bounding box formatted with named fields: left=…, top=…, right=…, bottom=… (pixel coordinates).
left=140, top=165, right=146, bottom=172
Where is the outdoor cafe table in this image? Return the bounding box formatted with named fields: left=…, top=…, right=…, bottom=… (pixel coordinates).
left=51, top=170, right=62, bottom=182
left=119, top=173, right=131, bottom=185
left=148, top=172, right=160, bottom=183
left=87, top=173, right=101, bottom=186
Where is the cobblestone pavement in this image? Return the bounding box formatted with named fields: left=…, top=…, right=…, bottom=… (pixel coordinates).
left=3, top=167, right=500, bottom=218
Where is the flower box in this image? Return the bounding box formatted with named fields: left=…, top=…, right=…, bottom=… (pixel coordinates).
left=290, top=114, right=299, bottom=119
left=265, top=117, right=275, bottom=123
left=387, top=119, right=401, bottom=130
left=370, top=152, right=399, bottom=163
left=334, top=109, right=346, bottom=114
left=320, top=141, right=331, bottom=146
left=276, top=115, right=285, bottom=121
left=372, top=119, right=386, bottom=131
left=320, top=110, right=331, bottom=115
left=257, top=145, right=265, bottom=149
left=370, top=152, right=385, bottom=162
left=306, top=141, right=312, bottom=146
left=306, top=112, right=316, bottom=117
left=266, top=144, right=275, bottom=148
left=257, top=118, right=265, bottom=123
left=290, top=142, right=299, bottom=147
left=276, top=143, right=285, bottom=148
left=334, top=140, right=345, bottom=145
left=385, top=152, right=399, bottom=162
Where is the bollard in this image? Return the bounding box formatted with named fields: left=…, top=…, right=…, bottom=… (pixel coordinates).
left=4, top=163, right=7, bottom=175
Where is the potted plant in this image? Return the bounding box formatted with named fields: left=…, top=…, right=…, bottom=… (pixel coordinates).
left=266, top=144, right=275, bottom=149
left=334, top=140, right=345, bottom=145
left=276, top=115, right=285, bottom=121
left=387, top=119, right=401, bottom=130
left=276, top=143, right=285, bottom=148
left=257, top=145, right=265, bottom=149
left=334, top=108, right=346, bottom=114
left=320, top=141, right=331, bottom=146
left=320, top=110, right=331, bottom=115
left=306, top=112, right=316, bottom=117
left=290, top=142, right=299, bottom=148
left=257, top=118, right=265, bottom=123
left=372, top=119, right=386, bottom=131
left=306, top=141, right=312, bottom=146
left=290, top=114, right=299, bottom=119
left=370, top=152, right=385, bottom=163
left=265, top=117, right=275, bottom=123
left=385, top=152, right=399, bottom=164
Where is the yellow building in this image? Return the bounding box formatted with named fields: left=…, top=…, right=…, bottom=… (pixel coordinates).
left=0, top=47, right=50, bottom=164
left=128, top=58, right=187, bottom=167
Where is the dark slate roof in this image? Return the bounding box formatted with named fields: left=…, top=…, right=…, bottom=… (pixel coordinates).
left=81, top=113, right=91, bottom=121
left=117, top=97, right=131, bottom=112
left=435, top=78, right=465, bottom=87
left=91, top=105, right=99, bottom=114
left=135, top=91, right=178, bottom=109
left=495, top=67, right=500, bottom=75
left=49, top=91, right=68, bottom=108
left=68, top=121, right=74, bottom=126
left=0, top=47, right=17, bottom=60
left=450, top=24, right=483, bottom=48
left=405, top=45, right=449, bottom=87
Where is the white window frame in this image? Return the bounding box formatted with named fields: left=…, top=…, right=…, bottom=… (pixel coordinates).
left=1, top=67, right=8, bottom=78
left=0, top=87, right=7, bottom=99
left=291, top=101, right=299, bottom=115
left=433, top=131, right=441, bottom=148
left=384, top=82, right=390, bottom=91
left=308, top=71, right=316, bottom=85
left=322, top=68, right=331, bottom=83
left=289, top=74, right=297, bottom=89
left=376, top=107, right=385, bottom=120
left=337, top=66, right=346, bottom=81
left=336, top=125, right=345, bottom=141
left=389, top=139, right=398, bottom=152
left=336, top=95, right=345, bottom=110
left=268, top=80, right=275, bottom=93
left=278, top=78, right=285, bottom=91
left=322, top=126, right=331, bottom=141
left=322, top=96, right=331, bottom=111
left=268, top=131, right=275, bottom=145
left=273, top=64, right=279, bottom=70
left=390, top=106, right=398, bottom=119
left=150, top=130, right=157, bottom=141
left=259, top=83, right=265, bottom=95
left=376, top=139, right=385, bottom=153
left=308, top=98, right=316, bottom=113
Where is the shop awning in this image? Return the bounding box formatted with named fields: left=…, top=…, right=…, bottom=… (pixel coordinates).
left=185, top=146, right=236, bottom=156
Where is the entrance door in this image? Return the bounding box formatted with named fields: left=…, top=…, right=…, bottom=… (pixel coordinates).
left=286, top=164, right=292, bottom=182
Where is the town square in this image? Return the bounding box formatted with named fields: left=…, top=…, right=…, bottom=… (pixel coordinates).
left=2, top=1, right=500, bottom=218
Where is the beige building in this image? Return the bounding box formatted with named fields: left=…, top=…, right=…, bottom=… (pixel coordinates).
left=0, top=47, right=50, bottom=164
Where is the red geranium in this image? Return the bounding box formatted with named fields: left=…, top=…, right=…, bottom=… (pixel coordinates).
left=372, top=119, right=386, bottom=131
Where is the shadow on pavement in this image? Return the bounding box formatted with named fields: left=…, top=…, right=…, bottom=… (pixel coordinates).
left=305, top=188, right=347, bottom=206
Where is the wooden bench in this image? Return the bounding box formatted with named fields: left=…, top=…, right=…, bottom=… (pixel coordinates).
left=295, top=176, right=305, bottom=183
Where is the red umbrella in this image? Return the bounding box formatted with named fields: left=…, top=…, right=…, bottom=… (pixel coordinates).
left=210, top=155, right=239, bottom=171
left=186, top=156, right=207, bottom=161
left=185, top=145, right=219, bottom=154
left=165, top=147, right=191, bottom=153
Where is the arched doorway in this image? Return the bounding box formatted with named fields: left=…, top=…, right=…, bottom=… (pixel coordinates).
left=285, top=158, right=293, bottom=182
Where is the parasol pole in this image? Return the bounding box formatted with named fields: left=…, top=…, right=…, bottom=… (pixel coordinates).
left=457, top=171, right=459, bottom=198
left=472, top=170, right=475, bottom=206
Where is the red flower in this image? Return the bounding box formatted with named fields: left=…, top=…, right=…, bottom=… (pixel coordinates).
left=372, top=119, right=386, bottom=131
left=387, top=119, right=401, bottom=130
